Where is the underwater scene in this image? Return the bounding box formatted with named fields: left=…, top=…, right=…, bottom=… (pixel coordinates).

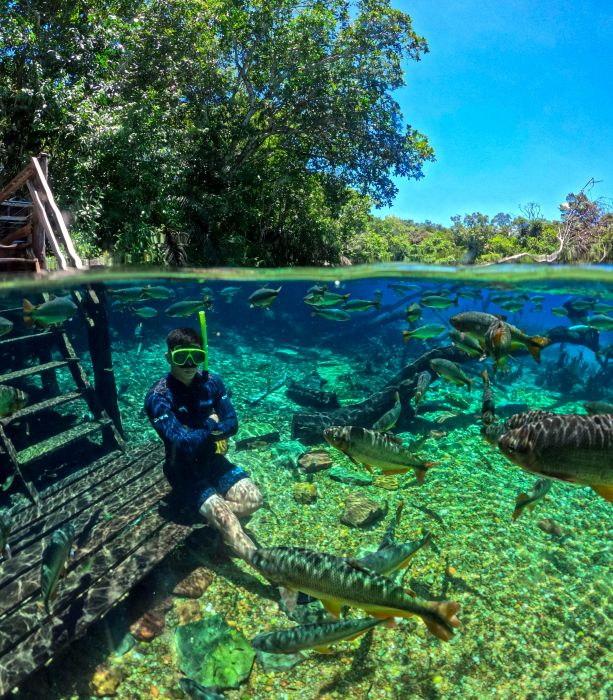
left=0, top=266, right=611, bottom=700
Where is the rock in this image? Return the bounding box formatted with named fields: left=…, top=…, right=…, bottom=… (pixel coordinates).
left=176, top=599, right=202, bottom=625
left=297, top=449, right=332, bottom=473
left=90, top=664, right=123, bottom=697
left=373, top=474, right=399, bottom=491
left=175, top=614, right=255, bottom=689
left=129, top=597, right=172, bottom=641
left=173, top=567, right=215, bottom=598
left=292, top=482, right=317, bottom=504
left=255, top=650, right=307, bottom=672
left=328, top=466, right=373, bottom=486
left=341, top=493, right=387, bottom=527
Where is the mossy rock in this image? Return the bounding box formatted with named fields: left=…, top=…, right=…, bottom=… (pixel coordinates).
left=175, top=614, right=255, bottom=689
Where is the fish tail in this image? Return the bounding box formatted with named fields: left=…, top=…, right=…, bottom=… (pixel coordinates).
left=527, top=336, right=550, bottom=363
left=413, top=467, right=426, bottom=484
left=402, top=331, right=412, bottom=342
left=591, top=484, right=613, bottom=503
left=512, top=493, right=530, bottom=521
left=422, top=601, right=462, bottom=642
left=23, top=299, right=34, bottom=328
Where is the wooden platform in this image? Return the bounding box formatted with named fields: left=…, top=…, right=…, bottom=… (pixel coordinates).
left=0, top=442, right=198, bottom=697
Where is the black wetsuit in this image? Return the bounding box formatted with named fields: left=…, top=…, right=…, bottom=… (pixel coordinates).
left=144, top=370, right=248, bottom=510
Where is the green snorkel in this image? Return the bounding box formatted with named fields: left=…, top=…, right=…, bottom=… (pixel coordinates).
left=199, top=310, right=209, bottom=371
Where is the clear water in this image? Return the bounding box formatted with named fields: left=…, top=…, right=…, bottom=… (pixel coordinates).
left=1, top=265, right=611, bottom=700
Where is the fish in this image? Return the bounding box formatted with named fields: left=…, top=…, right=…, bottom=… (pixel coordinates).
left=1, top=510, right=11, bottom=560
left=451, top=312, right=550, bottom=363
left=41, top=523, right=77, bottom=614
left=484, top=320, right=512, bottom=372
left=0, top=316, right=13, bottom=336
left=568, top=324, right=591, bottom=333
left=132, top=306, right=158, bottom=319
left=497, top=299, right=524, bottom=313
left=219, top=286, right=241, bottom=302
left=323, top=426, right=436, bottom=482
left=402, top=324, right=445, bottom=342
left=551, top=307, right=569, bottom=317
left=252, top=617, right=388, bottom=654
left=342, top=298, right=381, bottom=312
left=0, top=385, right=28, bottom=418
left=357, top=532, right=432, bottom=576
left=409, top=503, right=446, bottom=529
left=537, top=518, right=564, bottom=538
left=496, top=412, right=613, bottom=503
left=480, top=370, right=496, bottom=425
left=512, top=478, right=552, bottom=521
left=249, top=286, right=282, bottom=308
left=430, top=359, right=473, bottom=391
left=388, top=283, right=421, bottom=296
left=107, top=287, right=144, bottom=302
left=372, top=392, right=401, bottom=432
left=420, top=294, right=459, bottom=309
left=307, top=283, right=328, bottom=296
left=179, top=678, right=225, bottom=700
left=567, top=299, right=596, bottom=312
left=406, top=302, right=423, bottom=323
left=584, top=401, right=613, bottom=415
left=592, top=303, right=613, bottom=314
left=413, top=371, right=431, bottom=408
left=140, top=285, right=174, bottom=300
left=23, top=296, right=78, bottom=328
left=586, top=314, right=613, bottom=332
left=249, top=546, right=461, bottom=642
left=311, top=308, right=352, bottom=322
left=165, top=299, right=207, bottom=317
left=304, top=291, right=349, bottom=307
left=375, top=501, right=404, bottom=551
left=449, top=329, right=484, bottom=358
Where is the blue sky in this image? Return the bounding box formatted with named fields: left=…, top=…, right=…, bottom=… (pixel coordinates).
left=377, top=0, right=613, bottom=225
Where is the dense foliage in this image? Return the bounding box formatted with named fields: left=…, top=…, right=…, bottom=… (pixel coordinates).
left=1, top=2, right=611, bottom=266
left=1, top=0, right=433, bottom=265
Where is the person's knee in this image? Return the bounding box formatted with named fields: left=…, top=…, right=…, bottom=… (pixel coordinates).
left=244, top=481, right=264, bottom=512
left=199, top=493, right=225, bottom=520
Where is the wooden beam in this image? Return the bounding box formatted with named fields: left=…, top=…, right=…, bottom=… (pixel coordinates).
left=0, top=258, right=39, bottom=272
left=26, top=181, right=67, bottom=270
left=30, top=157, right=83, bottom=269
left=0, top=223, right=32, bottom=247
left=30, top=154, right=46, bottom=268
left=0, top=163, right=35, bottom=203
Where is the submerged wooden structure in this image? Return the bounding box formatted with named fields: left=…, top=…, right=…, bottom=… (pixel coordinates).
left=0, top=289, right=197, bottom=694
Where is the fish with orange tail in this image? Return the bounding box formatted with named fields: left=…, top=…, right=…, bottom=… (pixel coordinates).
left=324, top=426, right=437, bottom=482
left=250, top=546, right=461, bottom=642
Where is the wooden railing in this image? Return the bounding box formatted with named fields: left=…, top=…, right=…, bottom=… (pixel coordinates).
left=0, top=154, right=84, bottom=272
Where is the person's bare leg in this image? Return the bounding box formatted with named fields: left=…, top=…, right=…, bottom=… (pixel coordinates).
left=224, top=478, right=263, bottom=519
left=199, top=494, right=256, bottom=561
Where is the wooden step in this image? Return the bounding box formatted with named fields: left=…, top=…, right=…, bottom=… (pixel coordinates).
left=0, top=331, right=52, bottom=348
left=0, top=390, right=84, bottom=426
left=0, top=359, right=78, bottom=384
left=16, top=419, right=111, bottom=465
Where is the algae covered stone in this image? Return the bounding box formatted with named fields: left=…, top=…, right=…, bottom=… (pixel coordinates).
left=341, top=493, right=387, bottom=527
left=297, top=449, right=332, bottom=473
left=175, top=614, right=255, bottom=689
left=292, top=482, right=318, bottom=504
left=328, top=466, right=373, bottom=486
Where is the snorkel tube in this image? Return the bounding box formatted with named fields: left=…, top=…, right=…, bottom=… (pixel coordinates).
left=199, top=310, right=209, bottom=371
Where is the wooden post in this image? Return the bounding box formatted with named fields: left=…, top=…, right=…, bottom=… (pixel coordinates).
left=30, top=153, right=47, bottom=269
left=79, top=286, right=124, bottom=440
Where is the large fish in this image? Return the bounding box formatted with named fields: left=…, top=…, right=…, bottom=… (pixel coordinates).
left=584, top=401, right=613, bottom=415
left=357, top=531, right=432, bottom=576
left=372, top=392, right=401, bottom=432
left=430, top=359, right=473, bottom=391
left=249, top=286, right=282, bottom=308
left=324, top=426, right=436, bottom=482
left=23, top=296, right=77, bottom=328
left=343, top=298, right=381, bottom=313
left=413, top=371, right=431, bottom=409
left=250, top=546, right=461, bottom=642
left=304, top=291, right=349, bottom=307
left=449, top=329, right=483, bottom=358
left=41, top=523, right=76, bottom=614
left=0, top=385, right=28, bottom=418
left=484, top=320, right=512, bottom=372
left=496, top=412, right=613, bottom=503
left=420, top=293, right=459, bottom=309
left=0, top=316, right=13, bottom=336
left=165, top=299, right=207, bottom=317
left=311, top=307, right=351, bottom=322
left=402, top=324, right=445, bottom=342
left=140, top=285, right=174, bottom=300
left=252, top=617, right=387, bottom=654
left=450, top=312, right=550, bottom=363
left=0, top=510, right=11, bottom=560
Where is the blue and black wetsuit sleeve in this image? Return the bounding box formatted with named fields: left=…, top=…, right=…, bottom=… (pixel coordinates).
left=210, top=375, right=238, bottom=438
left=145, top=389, right=217, bottom=460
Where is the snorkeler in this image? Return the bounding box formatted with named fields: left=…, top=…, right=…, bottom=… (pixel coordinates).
left=144, top=325, right=263, bottom=561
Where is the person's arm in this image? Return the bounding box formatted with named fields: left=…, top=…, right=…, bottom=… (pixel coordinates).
left=210, top=375, right=238, bottom=438
left=145, top=390, right=218, bottom=459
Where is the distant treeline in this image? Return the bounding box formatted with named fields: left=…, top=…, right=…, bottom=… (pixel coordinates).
left=2, top=1, right=611, bottom=267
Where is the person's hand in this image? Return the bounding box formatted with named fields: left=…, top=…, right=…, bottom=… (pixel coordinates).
left=209, top=413, right=220, bottom=425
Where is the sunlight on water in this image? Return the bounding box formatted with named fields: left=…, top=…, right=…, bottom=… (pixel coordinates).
left=0, top=264, right=611, bottom=699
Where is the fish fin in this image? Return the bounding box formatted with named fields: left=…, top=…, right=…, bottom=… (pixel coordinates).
left=422, top=601, right=462, bottom=642
left=402, top=331, right=412, bottom=342
left=313, top=645, right=334, bottom=654
left=320, top=598, right=342, bottom=618
left=413, top=467, right=426, bottom=484
left=23, top=299, right=34, bottom=328
left=512, top=493, right=530, bottom=521
left=381, top=467, right=410, bottom=476
left=405, top=588, right=417, bottom=598
left=591, top=484, right=613, bottom=503
left=362, top=463, right=374, bottom=474
left=526, top=337, right=550, bottom=363
left=346, top=558, right=377, bottom=574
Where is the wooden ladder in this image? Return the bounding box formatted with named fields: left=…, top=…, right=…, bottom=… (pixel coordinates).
left=0, top=320, right=125, bottom=506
